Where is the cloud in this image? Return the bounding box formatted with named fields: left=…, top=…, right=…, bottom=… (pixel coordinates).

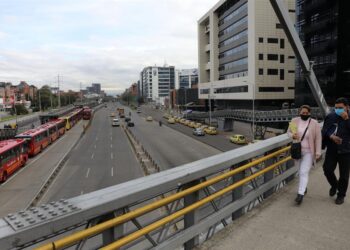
left=0, top=0, right=217, bottom=93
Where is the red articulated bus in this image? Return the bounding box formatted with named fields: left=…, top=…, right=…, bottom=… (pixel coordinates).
left=0, top=139, right=28, bottom=183
left=82, top=106, right=92, bottom=120
left=15, top=127, right=50, bottom=157
left=39, top=122, right=60, bottom=144
left=53, top=119, right=66, bottom=136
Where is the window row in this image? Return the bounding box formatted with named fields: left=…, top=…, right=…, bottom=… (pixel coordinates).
left=214, top=85, right=248, bottom=94
left=258, top=37, right=285, bottom=48
left=219, top=57, right=248, bottom=71
left=219, top=43, right=248, bottom=59
left=219, top=70, right=248, bottom=80
left=219, top=29, right=248, bottom=48
left=218, top=2, right=248, bottom=26
left=258, top=68, right=287, bottom=80
left=258, top=53, right=285, bottom=63
left=219, top=16, right=248, bottom=37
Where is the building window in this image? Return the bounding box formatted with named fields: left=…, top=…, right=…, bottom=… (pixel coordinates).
left=289, top=9, right=295, bottom=13
left=219, top=57, right=248, bottom=71
left=200, top=89, right=209, bottom=94
left=259, top=87, right=284, bottom=92
left=267, top=54, right=279, bottom=61
left=219, top=29, right=248, bottom=48
left=288, top=56, right=295, bottom=59
left=280, top=69, right=285, bottom=80
left=276, top=23, right=283, bottom=29
left=259, top=37, right=263, bottom=43
left=288, top=87, right=295, bottom=90
left=280, top=39, right=285, bottom=49
left=214, top=85, right=248, bottom=94
left=259, top=54, right=264, bottom=60
left=267, top=38, right=279, bottom=44
left=280, top=55, right=285, bottom=63
left=267, top=69, right=279, bottom=75
left=288, top=70, right=295, bottom=73
left=259, top=68, right=264, bottom=75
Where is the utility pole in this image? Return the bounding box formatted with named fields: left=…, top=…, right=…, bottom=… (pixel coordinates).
left=38, top=89, right=42, bottom=112
left=50, top=84, right=53, bottom=109
left=57, top=75, right=61, bottom=108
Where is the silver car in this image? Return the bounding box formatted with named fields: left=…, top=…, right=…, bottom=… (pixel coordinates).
left=193, top=128, right=205, bottom=136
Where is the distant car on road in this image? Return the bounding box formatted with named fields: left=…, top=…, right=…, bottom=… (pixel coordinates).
left=204, top=126, right=218, bottom=135
left=168, top=118, right=176, bottom=124
left=127, top=121, right=135, bottom=127
left=230, top=134, right=247, bottom=144
left=125, top=117, right=131, bottom=122
left=112, top=118, right=120, bottom=127
left=146, top=116, right=153, bottom=122
left=137, top=107, right=141, bottom=113
left=193, top=128, right=205, bottom=136
left=110, top=112, right=116, bottom=117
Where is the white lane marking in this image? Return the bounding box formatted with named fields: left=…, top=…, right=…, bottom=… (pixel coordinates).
left=94, top=144, right=96, bottom=149
left=110, top=136, right=113, bottom=141
left=111, top=152, right=114, bottom=159
left=81, top=191, right=84, bottom=195
left=96, top=137, right=98, bottom=141
left=111, top=167, right=114, bottom=177
left=91, top=153, right=94, bottom=159
left=110, top=144, right=113, bottom=148
left=85, top=168, right=90, bottom=178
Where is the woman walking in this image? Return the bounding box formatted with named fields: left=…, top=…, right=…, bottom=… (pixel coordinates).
left=288, top=105, right=322, bottom=205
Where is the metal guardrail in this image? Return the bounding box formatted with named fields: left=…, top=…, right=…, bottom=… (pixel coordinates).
left=186, top=108, right=324, bottom=123
left=0, top=134, right=295, bottom=250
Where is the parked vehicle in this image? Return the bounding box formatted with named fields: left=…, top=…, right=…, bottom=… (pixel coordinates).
left=168, top=118, right=176, bottom=124
left=188, top=121, right=196, bottom=128
left=204, top=126, right=218, bottom=135
left=0, top=139, right=28, bottom=183
left=230, top=134, right=247, bottom=144
left=146, top=116, right=153, bottom=122
left=193, top=128, right=205, bottom=136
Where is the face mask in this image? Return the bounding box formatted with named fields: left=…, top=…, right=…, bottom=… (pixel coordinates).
left=300, top=114, right=310, bottom=121
left=335, top=108, right=345, bottom=116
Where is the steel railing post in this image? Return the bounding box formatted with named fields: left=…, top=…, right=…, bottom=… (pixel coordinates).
left=263, top=151, right=275, bottom=198
left=231, top=163, right=245, bottom=220
left=183, top=180, right=200, bottom=250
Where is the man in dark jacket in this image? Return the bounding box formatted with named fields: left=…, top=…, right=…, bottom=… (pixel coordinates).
left=322, top=97, right=350, bottom=205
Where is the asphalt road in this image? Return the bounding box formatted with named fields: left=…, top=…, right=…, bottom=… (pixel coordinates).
left=0, top=120, right=85, bottom=217
left=41, top=103, right=144, bottom=203
left=139, top=105, right=250, bottom=152
left=118, top=105, right=221, bottom=171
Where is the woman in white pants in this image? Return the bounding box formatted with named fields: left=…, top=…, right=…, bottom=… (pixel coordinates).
left=288, top=105, right=322, bottom=205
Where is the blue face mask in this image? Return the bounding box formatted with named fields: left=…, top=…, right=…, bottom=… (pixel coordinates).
left=335, top=108, right=345, bottom=116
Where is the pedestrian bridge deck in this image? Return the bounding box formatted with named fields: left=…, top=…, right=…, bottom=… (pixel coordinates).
left=197, top=161, right=350, bottom=250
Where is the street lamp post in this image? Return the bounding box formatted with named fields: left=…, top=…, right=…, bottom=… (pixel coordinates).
left=244, top=80, right=256, bottom=139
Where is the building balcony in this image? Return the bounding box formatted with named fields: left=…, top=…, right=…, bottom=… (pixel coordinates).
left=303, top=18, right=337, bottom=35
left=304, top=0, right=333, bottom=13
left=205, top=25, right=210, bottom=33
left=206, top=62, right=211, bottom=70
left=205, top=44, right=211, bottom=52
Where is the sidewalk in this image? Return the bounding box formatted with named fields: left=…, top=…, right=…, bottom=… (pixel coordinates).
left=197, top=162, right=350, bottom=250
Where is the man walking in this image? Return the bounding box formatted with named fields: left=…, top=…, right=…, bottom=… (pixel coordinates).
left=322, top=97, right=350, bottom=205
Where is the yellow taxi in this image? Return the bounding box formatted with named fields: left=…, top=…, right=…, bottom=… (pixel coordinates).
left=146, top=116, right=153, bottom=121
left=194, top=123, right=202, bottom=128
left=204, top=126, right=218, bottom=135
left=110, top=112, right=116, bottom=117
left=163, top=113, right=170, bottom=119
left=188, top=121, right=196, bottom=128
left=168, top=118, right=176, bottom=124
left=230, top=134, right=247, bottom=144
left=184, top=120, right=191, bottom=126
left=175, top=117, right=181, bottom=123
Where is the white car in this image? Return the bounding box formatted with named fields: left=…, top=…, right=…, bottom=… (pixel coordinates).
left=112, top=118, right=120, bottom=127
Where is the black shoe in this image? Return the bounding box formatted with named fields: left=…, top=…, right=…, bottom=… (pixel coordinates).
left=304, top=188, right=308, bottom=195
left=295, top=194, right=304, bottom=205
left=335, top=196, right=344, bottom=205
left=329, top=187, right=337, bottom=197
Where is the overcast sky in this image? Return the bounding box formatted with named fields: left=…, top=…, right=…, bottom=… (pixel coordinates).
left=0, top=0, right=216, bottom=94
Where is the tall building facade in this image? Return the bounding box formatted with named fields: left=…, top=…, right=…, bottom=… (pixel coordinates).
left=296, top=0, right=350, bottom=105
left=91, top=83, right=101, bottom=94
left=140, top=66, right=175, bottom=103
left=175, top=69, right=199, bottom=89
left=198, top=0, right=296, bottom=109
